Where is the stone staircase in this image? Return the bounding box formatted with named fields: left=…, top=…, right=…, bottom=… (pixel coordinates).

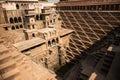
left=0, top=45, right=19, bottom=80
left=94, top=52, right=105, bottom=66
left=0, top=44, right=57, bottom=80
left=101, top=51, right=116, bottom=76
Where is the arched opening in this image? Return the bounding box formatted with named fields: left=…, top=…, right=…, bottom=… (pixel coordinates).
left=32, top=33, right=35, bottom=37
left=18, top=17, right=22, bottom=22
left=40, top=14, right=43, bottom=20
left=14, top=17, right=18, bottom=23
left=50, top=20, right=52, bottom=23
left=110, top=5, right=114, bottom=10
left=106, top=5, right=110, bottom=10
left=53, top=19, right=55, bottom=22
left=56, top=38, right=59, bottom=43
left=20, top=25, right=23, bottom=28
left=28, top=25, right=30, bottom=29
left=102, top=5, right=105, bottom=10
left=41, top=58, right=43, bottom=62
left=115, top=4, right=119, bottom=10
left=21, top=4, right=23, bottom=6
left=4, top=27, right=8, bottom=31
left=12, top=26, right=15, bottom=30
left=48, top=41, right=51, bottom=47
left=32, top=25, right=35, bottom=29
left=45, top=58, right=48, bottom=68
left=36, top=15, right=39, bottom=20
left=10, top=18, right=14, bottom=23
left=16, top=25, right=19, bottom=29
left=52, top=39, right=56, bottom=45
left=16, top=4, right=19, bottom=9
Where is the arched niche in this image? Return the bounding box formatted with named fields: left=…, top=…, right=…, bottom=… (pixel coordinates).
left=20, top=25, right=23, bottom=28
left=52, top=39, right=56, bottom=45
left=11, top=26, right=15, bottom=30
left=16, top=25, right=19, bottom=29
left=18, top=17, right=22, bottom=22
left=56, top=38, right=59, bottom=43
left=48, top=40, right=52, bottom=47
left=36, top=15, right=39, bottom=20
left=32, top=33, right=35, bottom=37
left=14, top=17, right=18, bottom=23
left=16, top=4, right=19, bottom=9
left=10, top=18, right=14, bottom=23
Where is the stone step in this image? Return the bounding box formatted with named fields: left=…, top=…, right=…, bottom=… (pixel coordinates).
left=104, top=58, right=113, bottom=63
left=103, top=62, right=111, bottom=67
left=0, top=60, right=15, bottom=70
left=108, top=52, right=116, bottom=56
left=95, top=56, right=102, bottom=59
left=2, top=68, right=19, bottom=80
left=106, top=53, right=115, bottom=57
left=95, top=56, right=101, bottom=61
left=17, top=60, right=25, bottom=66
left=95, top=58, right=100, bottom=63
left=11, top=51, right=21, bottom=59
left=0, top=53, right=11, bottom=61
left=105, top=55, right=113, bottom=60
left=96, top=53, right=104, bottom=57
left=105, top=54, right=114, bottom=59
left=21, top=64, right=32, bottom=71
left=79, top=73, right=89, bottom=80
left=15, top=55, right=24, bottom=62
left=0, top=46, right=8, bottom=54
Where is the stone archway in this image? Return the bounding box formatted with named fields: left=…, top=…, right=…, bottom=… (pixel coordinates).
left=11, top=26, right=15, bottom=30
left=20, top=25, right=23, bottom=28
left=36, top=15, right=39, bottom=20
left=32, top=33, right=35, bottom=37
left=16, top=25, right=19, bottom=29
left=52, top=39, right=56, bottom=45
left=18, top=17, right=22, bottom=22
left=10, top=18, right=14, bottom=23
left=16, top=4, right=19, bottom=9
left=56, top=38, right=59, bottom=43
left=48, top=40, right=52, bottom=47
left=14, top=17, right=18, bottom=23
